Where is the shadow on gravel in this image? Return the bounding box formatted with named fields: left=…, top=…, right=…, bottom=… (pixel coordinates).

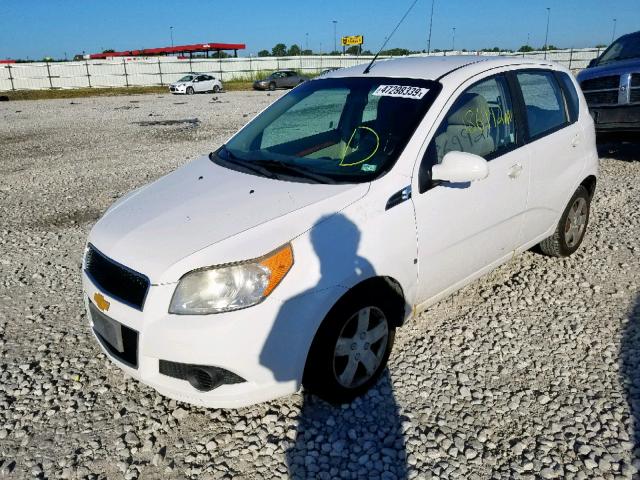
left=597, top=134, right=640, bottom=162
left=620, top=295, right=640, bottom=456
left=260, top=214, right=408, bottom=479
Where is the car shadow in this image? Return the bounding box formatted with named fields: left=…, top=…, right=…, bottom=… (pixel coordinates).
left=597, top=134, right=640, bottom=161
left=259, top=213, right=408, bottom=479
left=620, top=295, right=640, bottom=457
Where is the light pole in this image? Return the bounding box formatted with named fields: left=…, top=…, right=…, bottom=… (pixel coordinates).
left=526, top=32, right=530, bottom=47
left=305, top=32, right=309, bottom=52
left=611, top=18, right=617, bottom=43
left=427, top=0, right=435, bottom=55
left=332, top=20, right=338, bottom=54
left=170, top=26, right=174, bottom=47
left=452, top=27, right=456, bottom=52
left=543, top=7, right=550, bottom=59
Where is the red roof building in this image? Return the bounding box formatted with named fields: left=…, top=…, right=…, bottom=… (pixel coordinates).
left=88, top=42, right=245, bottom=60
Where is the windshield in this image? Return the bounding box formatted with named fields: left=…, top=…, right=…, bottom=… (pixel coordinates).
left=178, top=75, right=194, bottom=82
left=598, top=32, right=640, bottom=65
left=213, top=77, right=441, bottom=184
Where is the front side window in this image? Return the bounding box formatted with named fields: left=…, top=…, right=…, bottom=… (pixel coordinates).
left=516, top=71, right=567, bottom=138
left=432, top=75, right=517, bottom=163
left=597, top=32, right=640, bottom=65
left=178, top=75, right=194, bottom=82
left=214, top=77, right=441, bottom=183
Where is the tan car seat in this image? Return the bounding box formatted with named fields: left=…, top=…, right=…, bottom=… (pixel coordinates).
left=435, top=93, right=495, bottom=163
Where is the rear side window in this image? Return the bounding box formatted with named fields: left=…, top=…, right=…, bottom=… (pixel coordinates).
left=516, top=71, right=568, bottom=138
left=555, top=72, right=580, bottom=122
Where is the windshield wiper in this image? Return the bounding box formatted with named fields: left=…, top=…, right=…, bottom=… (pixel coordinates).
left=252, top=159, right=336, bottom=184
left=213, top=146, right=278, bottom=179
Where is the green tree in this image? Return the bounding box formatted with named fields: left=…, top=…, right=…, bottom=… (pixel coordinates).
left=102, top=49, right=115, bottom=53
left=287, top=44, right=301, bottom=56
left=345, top=45, right=360, bottom=55
left=257, top=49, right=270, bottom=57
left=301, top=49, right=313, bottom=55
left=518, top=45, right=534, bottom=52
left=271, top=43, right=287, bottom=56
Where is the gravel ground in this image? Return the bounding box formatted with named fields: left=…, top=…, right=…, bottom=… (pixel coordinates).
left=0, top=91, right=639, bottom=480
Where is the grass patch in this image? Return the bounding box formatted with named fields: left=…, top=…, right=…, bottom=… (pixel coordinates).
left=3, top=86, right=169, bottom=101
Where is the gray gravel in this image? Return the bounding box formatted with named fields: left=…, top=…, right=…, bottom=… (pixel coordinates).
left=1, top=92, right=639, bottom=479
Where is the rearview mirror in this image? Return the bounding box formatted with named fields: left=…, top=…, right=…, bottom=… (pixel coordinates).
left=432, top=151, right=489, bottom=183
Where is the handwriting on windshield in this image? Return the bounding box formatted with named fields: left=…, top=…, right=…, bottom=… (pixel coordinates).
left=463, top=107, right=512, bottom=134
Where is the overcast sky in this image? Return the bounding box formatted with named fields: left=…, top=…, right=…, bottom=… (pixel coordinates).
left=1, top=0, right=639, bottom=59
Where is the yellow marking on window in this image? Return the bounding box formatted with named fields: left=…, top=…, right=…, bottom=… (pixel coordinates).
left=339, top=126, right=380, bottom=167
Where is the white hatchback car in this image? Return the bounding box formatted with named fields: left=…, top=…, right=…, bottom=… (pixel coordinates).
left=169, top=74, right=222, bottom=95
left=83, top=56, right=598, bottom=408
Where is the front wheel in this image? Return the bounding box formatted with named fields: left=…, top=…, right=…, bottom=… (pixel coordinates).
left=303, top=291, right=397, bottom=404
left=268, top=82, right=276, bottom=91
left=539, top=185, right=591, bottom=257
left=186, top=86, right=195, bottom=95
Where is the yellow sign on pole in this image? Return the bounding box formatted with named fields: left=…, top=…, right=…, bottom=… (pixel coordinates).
left=341, top=35, right=364, bottom=46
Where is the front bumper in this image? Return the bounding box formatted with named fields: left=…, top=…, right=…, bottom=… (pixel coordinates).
left=253, top=83, right=268, bottom=90
left=169, top=86, right=186, bottom=94
left=589, top=104, right=640, bottom=132
left=82, top=271, right=342, bottom=408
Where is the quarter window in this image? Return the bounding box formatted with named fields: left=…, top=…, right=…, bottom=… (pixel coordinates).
left=432, top=75, right=517, bottom=163
left=516, top=71, right=568, bottom=138
left=556, top=72, right=580, bottom=123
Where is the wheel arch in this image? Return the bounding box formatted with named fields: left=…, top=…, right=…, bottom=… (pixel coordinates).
left=580, top=175, right=597, bottom=199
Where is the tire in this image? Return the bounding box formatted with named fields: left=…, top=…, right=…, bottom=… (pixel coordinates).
left=303, top=287, right=398, bottom=404
left=539, top=185, right=591, bottom=257
left=268, top=82, right=276, bottom=91
left=186, top=86, right=195, bottom=95
left=212, top=85, right=220, bottom=93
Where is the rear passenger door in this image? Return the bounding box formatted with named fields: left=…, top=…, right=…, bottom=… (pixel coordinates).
left=513, top=70, right=585, bottom=244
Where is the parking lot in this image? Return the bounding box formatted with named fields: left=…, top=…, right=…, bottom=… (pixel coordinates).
left=0, top=91, right=639, bottom=479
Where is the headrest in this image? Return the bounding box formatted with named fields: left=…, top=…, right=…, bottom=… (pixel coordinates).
left=447, top=93, right=490, bottom=126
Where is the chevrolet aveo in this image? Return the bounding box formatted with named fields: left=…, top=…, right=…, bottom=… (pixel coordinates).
left=82, top=56, right=598, bottom=408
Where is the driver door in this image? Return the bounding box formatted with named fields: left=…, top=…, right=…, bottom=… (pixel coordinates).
left=412, top=73, right=531, bottom=305
left=193, top=75, right=207, bottom=92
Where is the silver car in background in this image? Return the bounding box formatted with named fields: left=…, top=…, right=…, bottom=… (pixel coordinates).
left=170, top=74, right=223, bottom=95
left=253, top=70, right=308, bottom=91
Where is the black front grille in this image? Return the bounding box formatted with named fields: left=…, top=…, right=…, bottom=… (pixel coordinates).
left=584, top=90, right=619, bottom=106
left=85, top=244, right=150, bottom=310
left=631, top=89, right=640, bottom=104
left=631, top=74, right=640, bottom=88
left=581, top=75, right=620, bottom=91
left=159, top=360, right=245, bottom=391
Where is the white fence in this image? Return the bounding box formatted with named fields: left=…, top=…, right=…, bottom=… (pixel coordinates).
left=0, top=48, right=603, bottom=92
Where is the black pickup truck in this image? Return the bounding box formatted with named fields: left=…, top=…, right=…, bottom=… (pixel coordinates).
left=577, top=31, right=640, bottom=133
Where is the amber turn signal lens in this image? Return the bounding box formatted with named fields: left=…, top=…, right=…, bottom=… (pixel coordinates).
left=260, top=244, right=294, bottom=297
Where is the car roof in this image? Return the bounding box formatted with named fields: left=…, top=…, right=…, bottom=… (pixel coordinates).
left=324, top=55, right=558, bottom=81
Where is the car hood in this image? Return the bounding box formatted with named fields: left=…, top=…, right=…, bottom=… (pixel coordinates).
left=171, top=82, right=189, bottom=87
left=577, top=57, right=640, bottom=82
left=89, top=155, right=368, bottom=283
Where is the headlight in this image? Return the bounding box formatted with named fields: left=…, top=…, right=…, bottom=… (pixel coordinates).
left=169, top=244, right=294, bottom=315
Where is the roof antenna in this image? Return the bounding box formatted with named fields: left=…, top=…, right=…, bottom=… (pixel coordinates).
left=363, top=0, right=420, bottom=74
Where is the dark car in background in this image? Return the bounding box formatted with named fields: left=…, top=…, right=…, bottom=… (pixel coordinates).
left=577, top=31, right=640, bottom=133
left=253, top=70, right=308, bottom=91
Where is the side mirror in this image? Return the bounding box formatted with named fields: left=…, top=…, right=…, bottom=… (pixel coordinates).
left=587, top=58, right=597, bottom=68
left=432, top=151, right=489, bottom=183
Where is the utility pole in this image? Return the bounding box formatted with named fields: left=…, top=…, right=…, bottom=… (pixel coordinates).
left=305, top=32, right=309, bottom=52
left=170, top=26, right=174, bottom=47
left=544, top=7, right=550, bottom=59
left=526, top=32, right=530, bottom=47
left=611, top=18, right=617, bottom=43
left=332, top=20, right=338, bottom=54
left=427, top=0, right=435, bottom=55
left=452, top=27, right=456, bottom=52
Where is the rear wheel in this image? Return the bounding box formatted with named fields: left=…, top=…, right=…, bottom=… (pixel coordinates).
left=539, top=185, right=591, bottom=257
left=303, top=288, right=398, bottom=404
left=186, top=86, right=195, bottom=95
left=212, top=85, right=220, bottom=93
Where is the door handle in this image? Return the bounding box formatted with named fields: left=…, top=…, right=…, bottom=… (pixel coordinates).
left=571, top=134, right=581, bottom=148
left=508, top=163, right=523, bottom=179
